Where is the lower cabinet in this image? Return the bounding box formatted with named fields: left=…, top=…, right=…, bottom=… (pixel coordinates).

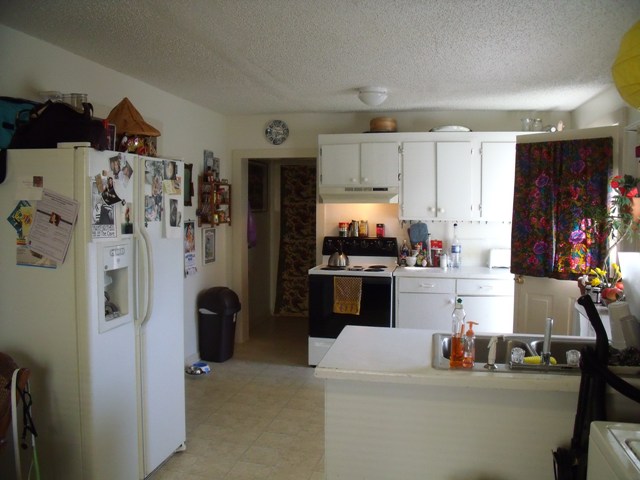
left=395, top=276, right=514, bottom=333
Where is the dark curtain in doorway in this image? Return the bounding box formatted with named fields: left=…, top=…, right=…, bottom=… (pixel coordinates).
left=274, top=165, right=316, bottom=315
left=510, top=137, right=612, bottom=280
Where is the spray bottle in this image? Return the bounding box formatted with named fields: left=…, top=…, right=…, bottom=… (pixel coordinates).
left=462, top=321, right=478, bottom=369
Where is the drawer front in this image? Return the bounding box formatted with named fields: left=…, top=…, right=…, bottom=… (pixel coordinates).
left=398, top=277, right=456, bottom=294
left=456, top=278, right=513, bottom=296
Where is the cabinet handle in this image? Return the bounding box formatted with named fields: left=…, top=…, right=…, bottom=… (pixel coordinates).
left=350, top=178, right=358, bottom=183
left=362, top=177, right=369, bottom=183
left=515, top=275, right=524, bottom=284
left=419, top=283, right=436, bottom=289
left=438, top=208, right=445, bottom=213
left=479, top=285, right=494, bottom=290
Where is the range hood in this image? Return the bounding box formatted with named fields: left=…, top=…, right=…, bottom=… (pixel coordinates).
left=319, top=186, right=399, bottom=204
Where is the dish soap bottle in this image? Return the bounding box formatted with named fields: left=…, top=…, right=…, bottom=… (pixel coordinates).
left=449, top=297, right=466, bottom=368
left=451, top=223, right=461, bottom=268
left=462, top=321, right=478, bottom=369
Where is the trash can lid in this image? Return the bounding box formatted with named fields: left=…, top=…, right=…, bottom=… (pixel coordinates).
left=197, top=287, right=241, bottom=314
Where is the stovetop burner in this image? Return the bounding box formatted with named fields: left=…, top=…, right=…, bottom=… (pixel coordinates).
left=365, top=268, right=384, bottom=272
left=321, top=266, right=346, bottom=271
left=368, top=265, right=387, bottom=269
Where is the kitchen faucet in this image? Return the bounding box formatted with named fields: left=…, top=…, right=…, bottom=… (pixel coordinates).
left=541, top=317, right=554, bottom=366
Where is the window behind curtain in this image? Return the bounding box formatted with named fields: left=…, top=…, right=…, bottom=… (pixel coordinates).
left=510, top=137, right=612, bottom=280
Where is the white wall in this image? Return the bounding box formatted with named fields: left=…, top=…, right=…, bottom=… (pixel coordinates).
left=0, top=25, right=228, bottom=364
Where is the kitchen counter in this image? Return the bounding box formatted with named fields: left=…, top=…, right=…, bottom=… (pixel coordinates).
left=393, top=265, right=513, bottom=279
left=315, top=326, right=635, bottom=480
left=315, top=325, right=579, bottom=392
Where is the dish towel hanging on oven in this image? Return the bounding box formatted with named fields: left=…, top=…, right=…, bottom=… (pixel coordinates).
left=333, top=277, right=362, bottom=315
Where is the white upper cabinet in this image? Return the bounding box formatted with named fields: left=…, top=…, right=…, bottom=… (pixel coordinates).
left=436, top=142, right=474, bottom=220
left=400, top=141, right=474, bottom=220
left=400, top=142, right=437, bottom=219
left=319, top=143, right=360, bottom=186
left=319, top=141, right=399, bottom=187
left=480, top=142, right=516, bottom=221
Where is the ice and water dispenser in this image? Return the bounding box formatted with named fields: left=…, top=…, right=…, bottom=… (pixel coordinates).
left=97, top=240, right=133, bottom=333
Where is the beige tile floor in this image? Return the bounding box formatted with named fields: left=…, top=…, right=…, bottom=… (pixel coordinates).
left=150, top=316, right=325, bottom=480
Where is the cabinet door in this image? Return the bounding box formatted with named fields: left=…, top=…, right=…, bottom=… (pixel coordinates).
left=361, top=142, right=399, bottom=186
left=320, top=144, right=360, bottom=186
left=400, top=142, right=437, bottom=219
left=396, top=292, right=454, bottom=331
left=481, top=142, right=516, bottom=221
left=436, top=142, right=473, bottom=219
left=460, top=296, right=514, bottom=333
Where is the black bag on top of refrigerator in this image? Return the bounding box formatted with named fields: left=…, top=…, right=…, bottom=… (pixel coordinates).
left=0, top=96, right=42, bottom=149
left=0, top=100, right=109, bottom=184
left=8, top=100, right=109, bottom=151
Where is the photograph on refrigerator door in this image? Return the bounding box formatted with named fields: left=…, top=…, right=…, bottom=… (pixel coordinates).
left=145, top=159, right=164, bottom=222
left=91, top=177, right=116, bottom=238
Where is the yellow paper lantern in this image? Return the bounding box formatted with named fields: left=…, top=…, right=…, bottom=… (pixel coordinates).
left=612, top=20, right=640, bottom=109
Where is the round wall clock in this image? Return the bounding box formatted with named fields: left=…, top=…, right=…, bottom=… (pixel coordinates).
left=265, top=120, right=289, bottom=145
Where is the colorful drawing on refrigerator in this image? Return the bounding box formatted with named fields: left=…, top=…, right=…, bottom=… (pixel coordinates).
left=184, top=220, right=197, bottom=277
left=145, top=159, right=164, bottom=222
left=7, top=200, right=56, bottom=268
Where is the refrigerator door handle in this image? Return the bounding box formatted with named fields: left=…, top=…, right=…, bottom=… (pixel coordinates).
left=138, top=226, right=155, bottom=326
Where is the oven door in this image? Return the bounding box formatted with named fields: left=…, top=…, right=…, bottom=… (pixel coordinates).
left=308, top=273, right=393, bottom=340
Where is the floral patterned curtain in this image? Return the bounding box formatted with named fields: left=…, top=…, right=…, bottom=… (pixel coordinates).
left=511, top=137, right=612, bottom=280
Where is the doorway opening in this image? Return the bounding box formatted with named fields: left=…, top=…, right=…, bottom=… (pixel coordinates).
left=246, top=157, right=316, bottom=342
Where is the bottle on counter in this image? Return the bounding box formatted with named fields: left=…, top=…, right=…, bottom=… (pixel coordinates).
left=462, top=321, right=478, bottom=369
left=449, top=297, right=466, bottom=368
left=451, top=223, right=461, bottom=268
left=400, top=239, right=410, bottom=266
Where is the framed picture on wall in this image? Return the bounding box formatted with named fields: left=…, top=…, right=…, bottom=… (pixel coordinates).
left=203, top=227, right=215, bottom=264
left=248, top=160, right=268, bottom=212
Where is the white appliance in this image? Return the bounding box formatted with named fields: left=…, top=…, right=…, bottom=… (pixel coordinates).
left=588, top=422, right=640, bottom=479
left=308, top=236, right=398, bottom=365
left=0, top=145, right=186, bottom=479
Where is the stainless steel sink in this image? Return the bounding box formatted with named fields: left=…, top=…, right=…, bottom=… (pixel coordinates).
left=431, top=332, right=596, bottom=374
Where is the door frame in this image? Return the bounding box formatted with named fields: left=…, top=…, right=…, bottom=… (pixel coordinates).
left=231, top=148, right=317, bottom=342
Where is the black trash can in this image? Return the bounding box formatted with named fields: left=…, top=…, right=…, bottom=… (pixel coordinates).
left=197, top=287, right=241, bottom=362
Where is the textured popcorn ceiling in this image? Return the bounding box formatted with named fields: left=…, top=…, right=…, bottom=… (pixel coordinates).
left=1, top=0, right=639, bottom=115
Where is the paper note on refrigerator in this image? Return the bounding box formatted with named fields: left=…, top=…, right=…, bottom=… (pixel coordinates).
left=29, top=188, right=79, bottom=263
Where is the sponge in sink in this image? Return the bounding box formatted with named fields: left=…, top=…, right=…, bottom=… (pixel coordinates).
left=524, top=356, right=557, bottom=365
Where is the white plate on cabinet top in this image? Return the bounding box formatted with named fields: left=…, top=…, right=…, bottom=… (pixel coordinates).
left=429, top=125, right=471, bottom=132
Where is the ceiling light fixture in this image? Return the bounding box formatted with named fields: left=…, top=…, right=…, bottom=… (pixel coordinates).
left=358, top=87, right=388, bottom=107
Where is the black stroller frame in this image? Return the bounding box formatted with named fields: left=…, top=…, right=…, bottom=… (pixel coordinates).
left=553, top=294, right=640, bottom=480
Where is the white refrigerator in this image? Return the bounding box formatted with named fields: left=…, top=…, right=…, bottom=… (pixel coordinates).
left=0, top=144, right=186, bottom=479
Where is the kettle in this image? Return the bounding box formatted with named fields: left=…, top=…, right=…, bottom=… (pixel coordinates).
left=328, top=249, right=349, bottom=267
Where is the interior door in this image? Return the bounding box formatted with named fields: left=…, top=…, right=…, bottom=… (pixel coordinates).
left=513, top=126, right=622, bottom=335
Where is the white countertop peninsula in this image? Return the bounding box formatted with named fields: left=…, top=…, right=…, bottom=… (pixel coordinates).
left=314, top=326, right=597, bottom=480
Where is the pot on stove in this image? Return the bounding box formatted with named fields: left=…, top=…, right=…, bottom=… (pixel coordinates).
left=328, top=250, right=349, bottom=267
